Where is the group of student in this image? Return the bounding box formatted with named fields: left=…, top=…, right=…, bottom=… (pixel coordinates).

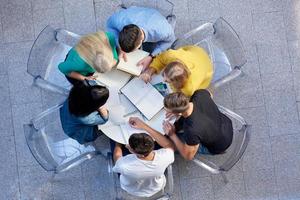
left=58, top=6, right=233, bottom=198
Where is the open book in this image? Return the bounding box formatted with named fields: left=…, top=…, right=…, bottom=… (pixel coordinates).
left=95, top=69, right=132, bottom=90
left=121, top=77, right=164, bottom=120
left=117, top=49, right=149, bottom=76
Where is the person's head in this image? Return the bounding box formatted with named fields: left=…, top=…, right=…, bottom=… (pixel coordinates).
left=164, top=92, right=190, bottom=114
left=128, top=133, right=154, bottom=157
left=76, top=31, right=115, bottom=73
left=162, top=61, right=191, bottom=89
left=68, top=84, right=109, bottom=117
left=119, top=24, right=143, bottom=53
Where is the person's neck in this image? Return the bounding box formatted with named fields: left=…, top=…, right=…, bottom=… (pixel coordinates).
left=182, top=102, right=194, bottom=118
left=140, top=29, right=145, bottom=42
left=137, top=151, right=155, bottom=161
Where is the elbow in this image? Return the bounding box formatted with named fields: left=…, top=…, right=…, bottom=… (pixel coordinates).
left=185, top=154, right=194, bottom=161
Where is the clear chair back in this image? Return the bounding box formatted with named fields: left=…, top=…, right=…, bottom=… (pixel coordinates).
left=23, top=104, right=97, bottom=173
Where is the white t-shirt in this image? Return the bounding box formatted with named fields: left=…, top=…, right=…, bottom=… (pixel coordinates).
left=112, top=148, right=174, bottom=197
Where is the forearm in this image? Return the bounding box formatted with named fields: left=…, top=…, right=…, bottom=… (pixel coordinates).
left=143, top=125, right=174, bottom=149
left=169, top=134, right=195, bottom=160
left=67, top=71, right=86, bottom=81
left=113, top=144, right=123, bottom=162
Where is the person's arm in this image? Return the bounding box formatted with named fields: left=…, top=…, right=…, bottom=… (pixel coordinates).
left=98, top=107, right=109, bottom=120
left=163, top=121, right=199, bottom=160
left=106, top=15, right=120, bottom=46
left=139, top=67, right=157, bottom=83
left=149, top=53, right=167, bottom=74
left=129, top=117, right=175, bottom=150
left=151, top=33, right=176, bottom=56
left=113, top=143, right=123, bottom=162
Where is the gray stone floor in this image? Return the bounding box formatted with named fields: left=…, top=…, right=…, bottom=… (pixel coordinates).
left=0, top=0, right=300, bottom=199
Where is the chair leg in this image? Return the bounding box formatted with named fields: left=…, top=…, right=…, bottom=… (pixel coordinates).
left=220, top=171, right=228, bottom=184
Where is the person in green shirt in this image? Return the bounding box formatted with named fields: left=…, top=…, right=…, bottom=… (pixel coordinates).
left=58, top=31, right=119, bottom=85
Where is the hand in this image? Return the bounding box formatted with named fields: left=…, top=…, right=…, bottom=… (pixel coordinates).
left=129, top=117, right=146, bottom=129
left=139, top=70, right=152, bottom=83
left=137, top=56, right=153, bottom=71
left=165, top=112, right=177, bottom=120
left=85, top=75, right=97, bottom=80
left=119, top=50, right=127, bottom=62
left=99, top=107, right=109, bottom=118
left=163, top=120, right=176, bottom=136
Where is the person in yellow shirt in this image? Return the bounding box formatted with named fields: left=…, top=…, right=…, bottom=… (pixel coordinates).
left=140, top=45, right=213, bottom=97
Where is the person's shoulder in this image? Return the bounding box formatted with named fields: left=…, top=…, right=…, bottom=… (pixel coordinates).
left=192, top=89, right=211, bottom=100
left=155, top=148, right=174, bottom=157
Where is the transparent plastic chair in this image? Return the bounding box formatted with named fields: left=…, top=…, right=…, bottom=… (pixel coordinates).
left=27, top=25, right=81, bottom=96
left=119, top=0, right=176, bottom=29
left=192, top=105, right=250, bottom=183
left=171, top=17, right=247, bottom=89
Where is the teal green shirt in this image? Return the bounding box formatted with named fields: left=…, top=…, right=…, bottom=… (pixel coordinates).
left=58, top=32, right=118, bottom=76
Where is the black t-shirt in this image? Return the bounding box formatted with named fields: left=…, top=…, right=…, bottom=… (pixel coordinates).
left=180, top=89, right=233, bottom=154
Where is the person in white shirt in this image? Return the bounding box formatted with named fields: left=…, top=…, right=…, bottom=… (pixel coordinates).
left=112, top=117, right=175, bottom=198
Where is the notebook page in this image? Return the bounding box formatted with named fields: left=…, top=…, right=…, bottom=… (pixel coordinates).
left=146, top=109, right=176, bottom=134
left=117, top=49, right=149, bottom=76
left=95, top=69, right=131, bottom=90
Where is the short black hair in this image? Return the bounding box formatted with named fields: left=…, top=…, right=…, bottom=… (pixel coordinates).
left=68, top=84, right=109, bottom=117
left=119, top=24, right=142, bottom=52
left=129, top=133, right=154, bottom=156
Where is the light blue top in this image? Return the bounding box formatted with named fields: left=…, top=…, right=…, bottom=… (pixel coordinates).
left=60, top=100, right=108, bottom=144
left=106, top=6, right=175, bottom=56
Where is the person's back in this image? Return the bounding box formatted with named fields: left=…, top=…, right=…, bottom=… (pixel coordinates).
left=113, top=148, right=174, bottom=197
left=184, top=90, right=233, bottom=154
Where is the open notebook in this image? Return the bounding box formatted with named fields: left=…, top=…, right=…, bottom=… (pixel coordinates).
left=117, top=49, right=149, bottom=76
left=121, top=77, right=164, bottom=120
left=95, top=69, right=132, bottom=90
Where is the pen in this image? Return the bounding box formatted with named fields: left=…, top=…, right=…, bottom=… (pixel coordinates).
left=123, top=110, right=139, bottom=117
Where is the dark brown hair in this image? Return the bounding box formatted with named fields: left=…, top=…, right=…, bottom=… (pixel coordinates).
left=119, top=24, right=143, bottom=52
left=129, top=133, right=154, bottom=156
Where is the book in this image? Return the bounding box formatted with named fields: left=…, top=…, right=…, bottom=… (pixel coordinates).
left=94, top=69, right=131, bottom=90
left=146, top=109, right=176, bottom=134
left=121, top=77, right=164, bottom=120
left=117, top=49, right=149, bottom=76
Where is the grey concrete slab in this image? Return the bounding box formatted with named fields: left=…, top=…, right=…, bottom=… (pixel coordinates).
left=261, top=72, right=294, bottom=92
left=32, top=0, right=63, bottom=10
left=0, top=136, right=20, bottom=200
left=264, top=89, right=300, bottom=136
left=63, top=0, right=96, bottom=34
left=244, top=168, right=278, bottom=200
left=187, top=0, right=220, bottom=21
left=293, top=71, right=300, bottom=102
left=0, top=75, right=14, bottom=137
left=242, top=137, right=274, bottom=172
left=284, top=0, right=300, bottom=41
left=1, top=2, right=34, bottom=43
left=213, top=173, right=247, bottom=200
left=257, top=43, right=291, bottom=74
left=277, top=178, right=300, bottom=200
left=250, top=0, right=286, bottom=13
left=213, top=85, right=233, bottom=110
left=94, top=1, right=121, bottom=30
left=170, top=158, right=183, bottom=200
left=288, top=40, right=300, bottom=72
left=180, top=176, right=214, bottom=200
left=231, top=62, right=265, bottom=109
left=12, top=102, right=43, bottom=167
left=252, top=11, right=286, bottom=46
left=52, top=176, right=85, bottom=200
left=19, top=164, right=54, bottom=200
left=33, top=7, right=65, bottom=37
left=235, top=106, right=269, bottom=139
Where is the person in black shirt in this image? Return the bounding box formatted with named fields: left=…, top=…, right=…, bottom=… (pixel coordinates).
left=162, top=89, right=233, bottom=160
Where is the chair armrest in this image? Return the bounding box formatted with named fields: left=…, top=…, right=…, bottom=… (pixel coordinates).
left=55, top=28, right=81, bottom=47
left=217, top=105, right=247, bottom=125
left=166, top=164, right=174, bottom=195
left=210, top=67, right=242, bottom=89
left=33, top=76, right=70, bottom=96
left=55, top=151, right=98, bottom=173
left=171, top=22, right=213, bottom=49
left=192, top=157, right=221, bottom=174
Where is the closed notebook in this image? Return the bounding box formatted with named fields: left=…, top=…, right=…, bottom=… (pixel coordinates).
left=121, top=77, right=164, bottom=120
left=117, top=49, right=149, bottom=76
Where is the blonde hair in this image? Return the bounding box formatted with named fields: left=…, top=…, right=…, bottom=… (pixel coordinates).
left=164, top=92, right=190, bottom=113
left=75, top=31, right=115, bottom=73
left=163, top=61, right=191, bottom=89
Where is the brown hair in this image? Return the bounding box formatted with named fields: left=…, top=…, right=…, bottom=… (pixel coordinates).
left=119, top=24, right=143, bottom=52
left=75, top=31, right=115, bottom=73
left=164, top=92, right=190, bottom=113
left=163, top=61, right=190, bottom=90
left=129, top=133, right=154, bottom=156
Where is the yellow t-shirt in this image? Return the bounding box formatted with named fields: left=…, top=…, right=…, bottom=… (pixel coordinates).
left=150, top=45, right=213, bottom=97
